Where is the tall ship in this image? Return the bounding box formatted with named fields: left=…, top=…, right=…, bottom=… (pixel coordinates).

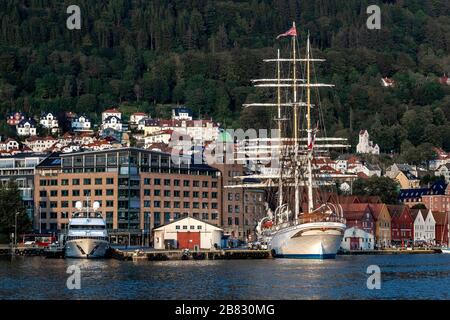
left=65, top=200, right=110, bottom=258
left=231, top=22, right=351, bottom=259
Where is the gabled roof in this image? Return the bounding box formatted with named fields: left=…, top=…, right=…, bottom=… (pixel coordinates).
left=153, top=216, right=222, bottom=231
left=368, top=204, right=389, bottom=220
left=410, top=208, right=423, bottom=221
left=387, top=204, right=410, bottom=220
left=103, top=108, right=121, bottom=114
left=17, top=118, right=37, bottom=127
left=341, top=203, right=372, bottom=221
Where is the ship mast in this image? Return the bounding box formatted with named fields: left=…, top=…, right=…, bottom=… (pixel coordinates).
left=276, top=48, right=282, bottom=225
left=306, top=34, right=314, bottom=213
left=292, top=22, right=300, bottom=220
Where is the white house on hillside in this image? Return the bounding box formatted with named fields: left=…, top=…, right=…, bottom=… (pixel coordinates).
left=39, top=112, right=59, bottom=133
left=172, top=107, right=193, bottom=120
left=23, top=136, right=57, bottom=153
left=130, top=112, right=148, bottom=124
left=101, top=115, right=123, bottom=132
left=16, top=118, right=37, bottom=136
left=0, top=138, right=20, bottom=151
left=71, top=115, right=92, bottom=132
left=102, top=108, right=122, bottom=122
left=356, top=130, right=380, bottom=155
left=435, top=163, right=450, bottom=183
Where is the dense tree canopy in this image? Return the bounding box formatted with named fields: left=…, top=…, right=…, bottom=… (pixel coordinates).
left=0, top=181, right=31, bottom=243
left=352, top=176, right=400, bottom=204
left=0, top=0, right=449, bottom=160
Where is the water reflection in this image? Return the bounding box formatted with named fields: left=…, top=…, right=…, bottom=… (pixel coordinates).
left=1, top=254, right=450, bottom=299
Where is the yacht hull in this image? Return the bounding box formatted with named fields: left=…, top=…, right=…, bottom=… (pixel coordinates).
left=269, top=222, right=346, bottom=259
left=65, top=239, right=110, bottom=258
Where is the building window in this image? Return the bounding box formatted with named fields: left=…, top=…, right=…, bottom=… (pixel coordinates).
left=95, top=189, right=102, bottom=196
left=106, top=178, right=114, bottom=184
left=61, top=201, right=69, bottom=208
left=61, top=179, right=69, bottom=186
left=176, top=225, right=180, bottom=230
left=164, top=190, right=171, bottom=197
left=106, top=189, right=114, bottom=196
left=154, top=179, right=161, bottom=185
left=83, top=178, right=91, bottom=185
left=72, top=179, right=80, bottom=185
left=228, top=217, right=232, bottom=226
left=164, top=179, right=171, bottom=186
left=193, top=181, right=200, bottom=187
left=154, top=190, right=161, bottom=197
left=174, top=191, right=180, bottom=197
left=106, top=200, right=114, bottom=207
left=174, top=180, right=180, bottom=186
left=95, top=178, right=102, bottom=185
left=61, top=190, right=68, bottom=197
left=40, top=191, right=47, bottom=197
left=183, top=180, right=190, bottom=187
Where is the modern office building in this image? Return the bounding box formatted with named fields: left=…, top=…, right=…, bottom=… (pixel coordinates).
left=0, top=153, right=46, bottom=221
left=34, top=148, right=222, bottom=244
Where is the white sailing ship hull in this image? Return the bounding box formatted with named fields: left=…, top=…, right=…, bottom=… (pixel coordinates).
left=268, top=222, right=346, bottom=259
left=65, top=239, right=110, bottom=258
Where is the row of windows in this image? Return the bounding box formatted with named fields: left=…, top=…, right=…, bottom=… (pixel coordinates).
left=175, top=225, right=203, bottom=230
left=143, top=200, right=218, bottom=209
left=40, top=178, right=115, bottom=186
left=40, top=200, right=114, bottom=208
left=143, top=190, right=216, bottom=198
left=143, top=178, right=217, bottom=188
left=40, top=189, right=114, bottom=197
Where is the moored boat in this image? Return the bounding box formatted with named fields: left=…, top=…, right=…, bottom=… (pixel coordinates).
left=65, top=200, right=110, bottom=259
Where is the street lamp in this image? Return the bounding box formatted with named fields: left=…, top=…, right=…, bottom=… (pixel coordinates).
left=14, top=212, right=19, bottom=247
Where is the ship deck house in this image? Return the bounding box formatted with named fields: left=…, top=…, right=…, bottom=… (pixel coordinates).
left=153, top=217, right=223, bottom=250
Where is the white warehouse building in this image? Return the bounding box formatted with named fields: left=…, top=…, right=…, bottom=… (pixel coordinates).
left=153, top=217, right=223, bottom=250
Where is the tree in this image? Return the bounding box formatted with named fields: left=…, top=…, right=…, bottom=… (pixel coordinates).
left=0, top=181, right=31, bottom=243
left=411, top=203, right=427, bottom=209
left=352, top=176, right=400, bottom=204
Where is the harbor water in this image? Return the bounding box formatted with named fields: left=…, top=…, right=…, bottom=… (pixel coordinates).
left=1, top=254, right=450, bottom=299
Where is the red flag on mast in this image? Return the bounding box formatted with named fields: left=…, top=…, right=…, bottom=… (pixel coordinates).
left=276, top=25, right=297, bottom=39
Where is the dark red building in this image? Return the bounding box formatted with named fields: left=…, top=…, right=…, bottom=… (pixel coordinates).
left=341, top=203, right=375, bottom=235
left=433, top=211, right=449, bottom=246
left=388, top=205, right=414, bottom=245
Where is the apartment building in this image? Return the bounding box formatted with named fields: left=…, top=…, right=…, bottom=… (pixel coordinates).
left=34, top=148, right=223, bottom=244
left=211, top=161, right=265, bottom=242
left=0, top=153, right=45, bottom=220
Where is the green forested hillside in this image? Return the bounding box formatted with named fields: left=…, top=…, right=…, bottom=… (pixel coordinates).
left=0, top=0, right=450, bottom=162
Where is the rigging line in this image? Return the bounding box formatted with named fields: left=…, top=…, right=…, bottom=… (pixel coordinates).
left=310, top=42, right=329, bottom=154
